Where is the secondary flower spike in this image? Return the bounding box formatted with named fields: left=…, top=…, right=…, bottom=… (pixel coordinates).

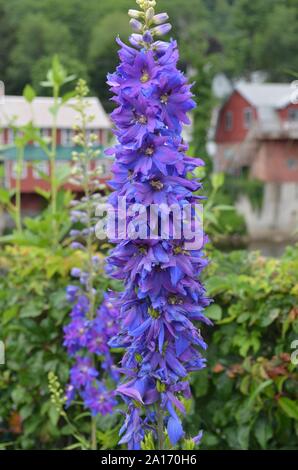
left=106, top=0, right=211, bottom=449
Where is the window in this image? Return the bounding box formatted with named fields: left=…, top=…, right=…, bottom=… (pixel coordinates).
left=35, top=128, right=51, bottom=146
left=11, top=162, right=27, bottom=179
left=32, top=161, right=49, bottom=179
left=86, top=129, right=98, bottom=144
left=41, top=128, right=51, bottom=139
left=225, top=111, right=233, bottom=131
left=287, top=158, right=298, bottom=170
left=288, top=108, right=298, bottom=121
left=6, top=128, right=14, bottom=144
left=224, top=147, right=234, bottom=160
left=243, top=108, right=253, bottom=129
left=61, top=129, right=73, bottom=147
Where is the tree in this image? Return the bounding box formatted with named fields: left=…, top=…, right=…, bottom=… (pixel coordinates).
left=6, top=14, right=78, bottom=93
left=0, top=0, right=16, bottom=91
left=87, top=12, right=131, bottom=110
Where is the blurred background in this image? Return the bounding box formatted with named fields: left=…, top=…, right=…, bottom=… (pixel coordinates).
left=0, top=0, right=297, bottom=451
left=1, top=0, right=298, bottom=252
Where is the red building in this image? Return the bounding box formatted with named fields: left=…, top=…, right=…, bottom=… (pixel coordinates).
left=0, top=95, right=112, bottom=214
left=214, top=83, right=298, bottom=182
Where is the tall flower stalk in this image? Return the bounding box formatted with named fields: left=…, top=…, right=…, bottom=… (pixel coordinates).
left=40, top=55, right=76, bottom=247
left=106, top=0, right=211, bottom=450
left=63, top=80, right=118, bottom=450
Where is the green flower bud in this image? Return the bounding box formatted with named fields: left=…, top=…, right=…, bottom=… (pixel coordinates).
left=128, top=9, right=143, bottom=19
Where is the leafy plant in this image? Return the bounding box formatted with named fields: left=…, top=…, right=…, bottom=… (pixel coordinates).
left=188, top=246, right=298, bottom=450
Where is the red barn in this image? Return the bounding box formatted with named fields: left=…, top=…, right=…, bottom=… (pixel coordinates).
left=214, top=83, right=298, bottom=182
left=0, top=95, right=112, bottom=214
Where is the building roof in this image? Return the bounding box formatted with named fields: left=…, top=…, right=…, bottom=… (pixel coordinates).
left=235, top=82, right=292, bottom=109
left=0, top=145, right=104, bottom=161
left=0, top=96, right=111, bottom=129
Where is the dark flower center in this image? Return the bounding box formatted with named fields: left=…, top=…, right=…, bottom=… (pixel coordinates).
left=145, top=146, right=154, bottom=156
left=150, top=179, right=164, bottom=190
left=138, top=115, right=147, bottom=124
left=173, top=246, right=188, bottom=255
left=168, top=295, right=184, bottom=305
left=140, top=70, right=150, bottom=83
left=138, top=246, right=148, bottom=255
left=149, top=307, right=160, bottom=319
left=161, top=93, right=169, bottom=104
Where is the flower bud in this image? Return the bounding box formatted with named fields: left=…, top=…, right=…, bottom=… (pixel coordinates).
left=71, top=267, right=81, bottom=278
left=128, top=9, right=143, bottom=19
left=129, top=33, right=143, bottom=48
left=151, top=23, right=172, bottom=37
left=143, top=31, right=153, bottom=43
left=152, top=13, right=169, bottom=25
left=145, top=7, right=155, bottom=23
left=152, top=40, right=169, bottom=52
left=130, top=19, right=143, bottom=32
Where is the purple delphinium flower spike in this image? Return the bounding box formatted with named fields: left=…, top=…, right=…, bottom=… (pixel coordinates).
left=106, top=1, right=211, bottom=449
left=63, top=287, right=120, bottom=416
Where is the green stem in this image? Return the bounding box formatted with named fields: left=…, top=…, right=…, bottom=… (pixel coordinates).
left=80, top=102, right=97, bottom=449
left=50, top=89, right=59, bottom=248
left=91, top=417, right=97, bottom=451
left=157, top=405, right=164, bottom=450
left=15, top=146, right=24, bottom=233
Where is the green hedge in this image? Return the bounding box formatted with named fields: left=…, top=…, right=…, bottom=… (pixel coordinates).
left=0, top=246, right=115, bottom=449
left=0, top=245, right=297, bottom=449
left=188, top=246, right=298, bottom=449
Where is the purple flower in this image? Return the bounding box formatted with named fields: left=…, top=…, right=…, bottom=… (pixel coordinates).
left=151, top=23, right=172, bottom=37
left=70, top=357, right=98, bottom=388
left=153, top=13, right=169, bottom=25
left=71, top=267, right=81, bottom=278
left=82, top=382, right=117, bottom=416
left=106, top=3, right=211, bottom=449
left=66, top=285, right=79, bottom=302
left=130, top=19, right=143, bottom=32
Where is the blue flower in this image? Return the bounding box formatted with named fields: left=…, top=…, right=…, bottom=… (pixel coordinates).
left=106, top=2, right=211, bottom=449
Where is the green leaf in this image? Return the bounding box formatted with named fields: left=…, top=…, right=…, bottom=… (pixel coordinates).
left=237, top=425, right=250, bottom=449
left=0, top=188, right=12, bottom=204
left=248, top=380, right=273, bottom=406
left=23, top=84, right=36, bottom=103
left=211, top=172, right=224, bottom=190
left=49, top=405, right=60, bottom=426
left=254, top=418, right=273, bottom=449
left=62, top=91, right=75, bottom=103
left=34, top=187, right=51, bottom=200
left=2, top=306, right=19, bottom=324
left=260, top=308, right=280, bottom=327
left=278, top=398, right=298, bottom=420
left=206, top=304, right=222, bottom=321
left=20, top=301, right=43, bottom=318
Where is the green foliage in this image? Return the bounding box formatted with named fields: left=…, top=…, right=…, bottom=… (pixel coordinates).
left=0, top=245, right=118, bottom=449
left=188, top=246, right=298, bottom=450
left=223, top=174, right=264, bottom=211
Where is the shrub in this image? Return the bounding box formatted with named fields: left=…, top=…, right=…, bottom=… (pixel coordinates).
left=1, top=244, right=297, bottom=449
left=187, top=246, right=298, bottom=449
left=0, top=245, right=117, bottom=449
